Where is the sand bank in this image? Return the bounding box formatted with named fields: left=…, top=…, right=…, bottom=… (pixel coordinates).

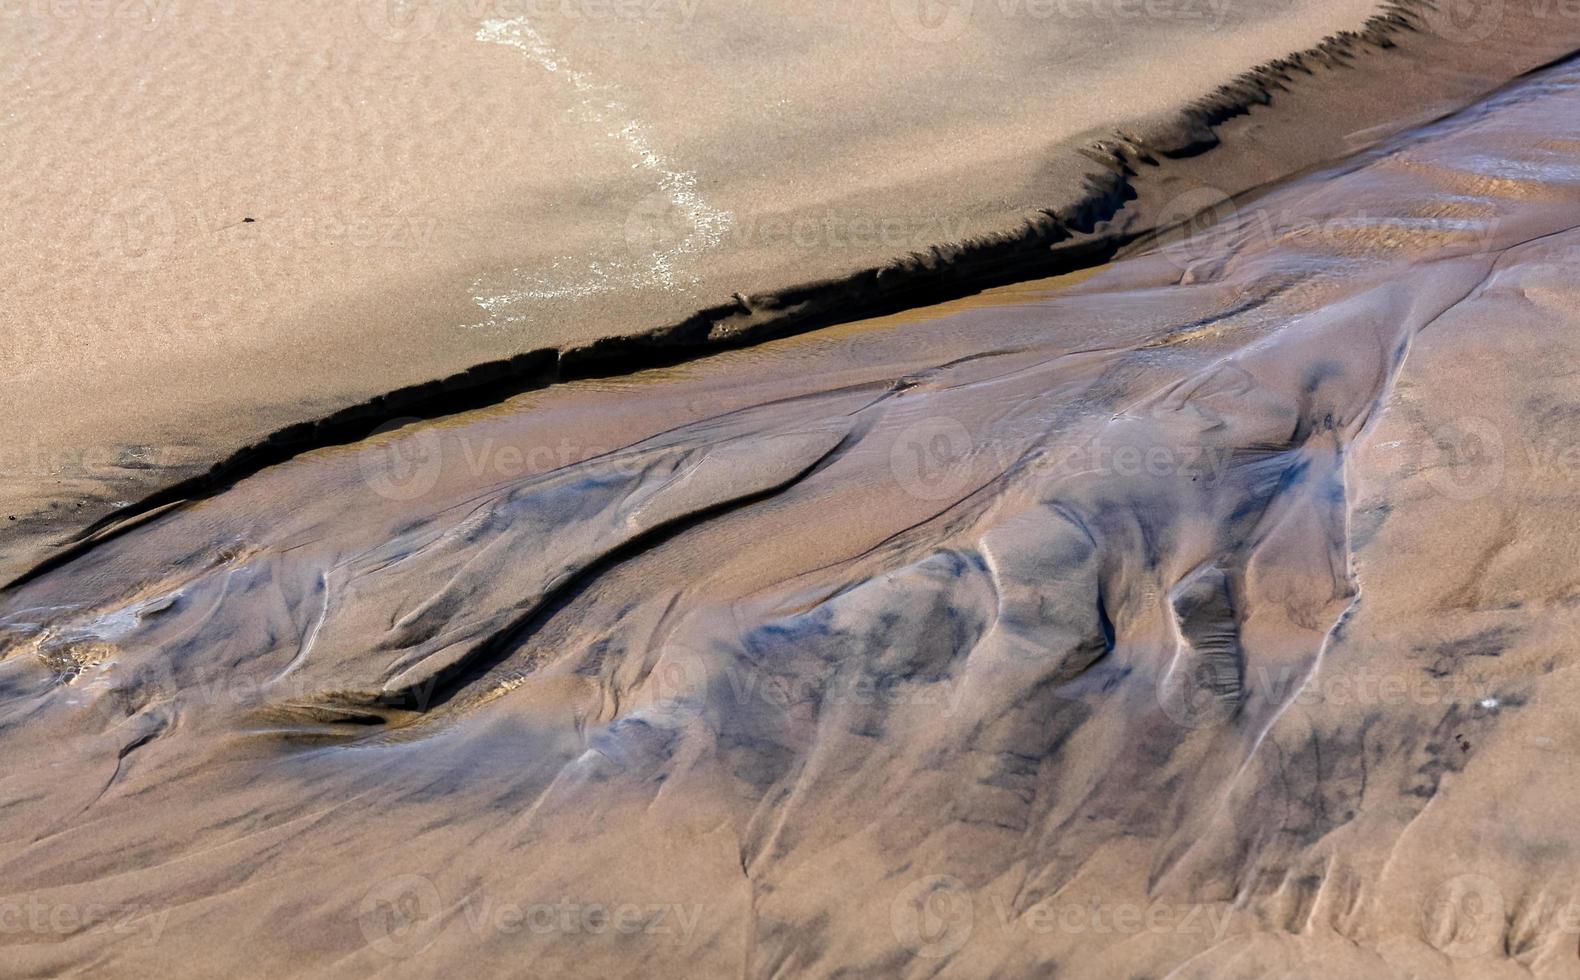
left=8, top=1, right=1580, bottom=577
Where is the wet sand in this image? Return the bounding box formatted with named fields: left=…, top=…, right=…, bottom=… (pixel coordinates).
left=10, top=1, right=1580, bottom=578
left=6, top=51, right=1580, bottom=977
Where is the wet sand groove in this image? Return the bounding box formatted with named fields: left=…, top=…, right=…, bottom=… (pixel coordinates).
left=4, top=53, right=1580, bottom=977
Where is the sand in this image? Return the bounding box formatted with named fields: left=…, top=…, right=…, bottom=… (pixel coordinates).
left=5, top=47, right=1580, bottom=977
left=10, top=1, right=1580, bottom=579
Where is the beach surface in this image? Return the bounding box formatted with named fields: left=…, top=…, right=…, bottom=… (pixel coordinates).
left=8, top=0, right=1580, bottom=577
left=6, top=47, right=1580, bottom=976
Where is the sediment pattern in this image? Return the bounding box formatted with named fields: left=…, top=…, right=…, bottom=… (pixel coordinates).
left=6, top=51, right=1580, bottom=980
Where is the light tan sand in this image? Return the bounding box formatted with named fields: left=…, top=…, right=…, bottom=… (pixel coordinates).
left=9, top=1, right=1580, bottom=579
left=5, top=52, right=1580, bottom=977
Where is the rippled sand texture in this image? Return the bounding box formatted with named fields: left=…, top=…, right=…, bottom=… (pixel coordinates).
left=7, top=60, right=1580, bottom=978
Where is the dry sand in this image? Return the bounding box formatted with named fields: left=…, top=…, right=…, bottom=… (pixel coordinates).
left=5, top=47, right=1580, bottom=977
left=9, top=0, right=1580, bottom=578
